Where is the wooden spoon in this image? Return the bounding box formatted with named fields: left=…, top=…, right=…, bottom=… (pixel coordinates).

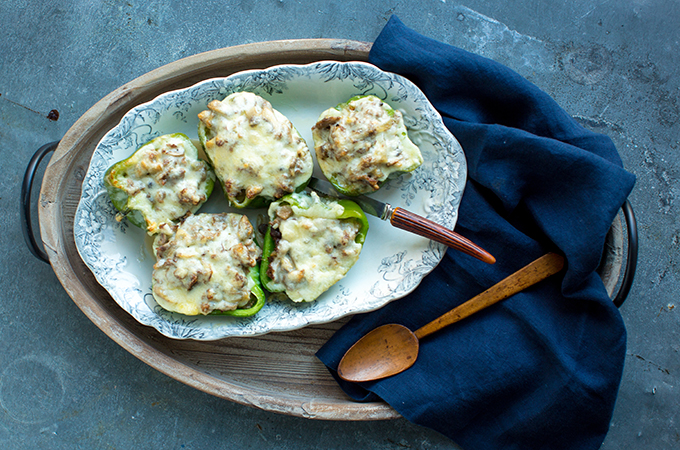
left=337, top=252, right=565, bottom=382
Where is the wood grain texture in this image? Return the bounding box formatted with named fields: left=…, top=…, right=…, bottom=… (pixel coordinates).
left=390, top=207, right=496, bottom=264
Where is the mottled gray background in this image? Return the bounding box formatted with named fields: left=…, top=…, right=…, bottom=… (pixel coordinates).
left=2, top=1, right=678, bottom=449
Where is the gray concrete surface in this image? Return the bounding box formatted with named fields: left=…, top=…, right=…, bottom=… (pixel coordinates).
left=2, top=0, right=678, bottom=448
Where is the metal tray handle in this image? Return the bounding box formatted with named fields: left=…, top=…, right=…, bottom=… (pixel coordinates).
left=612, top=199, right=637, bottom=308
left=21, top=141, right=59, bottom=264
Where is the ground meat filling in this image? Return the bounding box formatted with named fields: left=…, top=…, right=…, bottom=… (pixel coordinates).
left=152, top=213, right=261, bottom=316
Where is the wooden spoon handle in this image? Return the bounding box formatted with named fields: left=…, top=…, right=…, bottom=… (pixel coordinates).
left=390, top=207, right=496, bottom=264
left=413, top=252, right=565, bottom=340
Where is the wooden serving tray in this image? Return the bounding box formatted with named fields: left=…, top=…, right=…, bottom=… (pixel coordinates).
left=39, top=39, right=400, bottom=420
left=38, top=38, right=625, bottom=420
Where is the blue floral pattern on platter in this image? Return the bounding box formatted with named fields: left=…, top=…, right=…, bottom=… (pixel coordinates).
left=73, top=61, right=467, bottom=340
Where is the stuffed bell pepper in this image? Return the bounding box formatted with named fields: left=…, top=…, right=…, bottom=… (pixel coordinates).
left=103, top=133, right=215, bottom=235
left=260, top=191, right=369, bottom=303
left=197, top=91, right=314, bottom=208
left=152, top=213, right=265, bottom=317
left=312, top=95, right=423, bottom=196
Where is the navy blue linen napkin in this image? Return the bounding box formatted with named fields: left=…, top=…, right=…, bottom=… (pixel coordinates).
left=316, top=16, right=636, bottom=450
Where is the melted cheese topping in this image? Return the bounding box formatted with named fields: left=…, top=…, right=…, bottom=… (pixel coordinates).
left=198, top=92, right=313, bottom=206
left=109, top=134, right=213, bottom=234
left=312, top=95, right=423, bottom=194
left=267, top=193, right=362, bottom=302
left=152, top=213, right=261, bottom=315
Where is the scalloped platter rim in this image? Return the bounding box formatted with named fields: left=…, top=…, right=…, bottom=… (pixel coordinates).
left=73, top=61, right=467, bottom=340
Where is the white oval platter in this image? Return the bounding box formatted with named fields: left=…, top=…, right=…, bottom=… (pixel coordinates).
left=73, top=61, right=466, bottom=340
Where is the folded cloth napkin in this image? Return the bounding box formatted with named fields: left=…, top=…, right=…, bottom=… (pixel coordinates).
left=316, top=16, right=636, bottom=450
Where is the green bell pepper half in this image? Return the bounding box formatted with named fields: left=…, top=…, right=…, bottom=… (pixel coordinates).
left=197, top=111, right=312, bottom=209
left=316, top=95, right=421, bottom=197
left=103, top=133, right=215, bottom=233
left=259, top=193, right=369, bottom=292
